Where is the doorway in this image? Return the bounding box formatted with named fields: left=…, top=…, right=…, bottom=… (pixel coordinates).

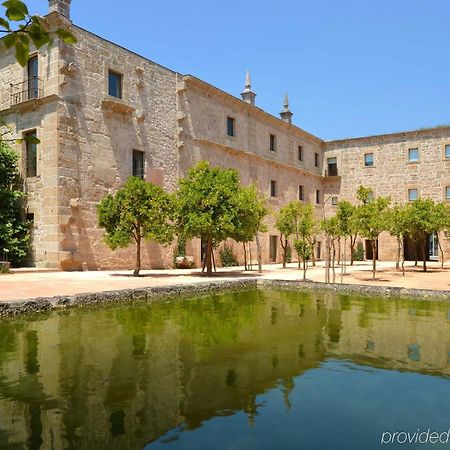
left=365, top=239, right=378, bottom=260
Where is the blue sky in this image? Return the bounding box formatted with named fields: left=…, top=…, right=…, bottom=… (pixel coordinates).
left=26, top=0, right=450, bottom=140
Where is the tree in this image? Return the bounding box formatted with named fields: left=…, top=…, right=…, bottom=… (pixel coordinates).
left=0, top=142, right=29, bottom=265
left=321, top=215, right=341, bottom=283
left=387, top=203, right=410, bottom=275
left=231, top=184, right=268, bottom=271
left=176, top=161, right=266, bottom=276
left=276, top=203, right=296, bottom=269
left=98, top=177, right=174, bottom=276
left=428, top=202, right=450, bottom=268
left=354, top=187, right=390, bottom=280
left=0, top=0, right=76, bottom=66
left=336, top=200, right=357, bottom=271
left=294, top=239, right=312, bottom=281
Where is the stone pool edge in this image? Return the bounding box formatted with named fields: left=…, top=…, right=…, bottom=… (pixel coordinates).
left=1, top=278, right=449, bottom=317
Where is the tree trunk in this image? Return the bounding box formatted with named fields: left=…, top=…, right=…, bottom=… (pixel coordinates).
left=303, top=258, right=307, bottom=281
left=280, top=236, right=287, bottom=269
left=396, top=236, right=401, bottom=270
left=421, top=237, right=427, bottom=272
left=437, top=234, right=444, bottom=268
left=331, top=240, right=336, bottom=284
left=350, top=235, right=356, bottom=266
left=414, top=241, right=418, bottom=267
left=255, top=232, right=262, bottom=274
left=372, top=239, right=376, bottom=280
left=205, top=238, right=213, bottom=276
left=212, top=245, right=217, bottom=272
left=249, top=243, right=253, bottom=271
left=134, top=233, right=141, bottom=276
left=401, top=239, right=405, bottom=277
left=243, top=242, right=247, bottom=271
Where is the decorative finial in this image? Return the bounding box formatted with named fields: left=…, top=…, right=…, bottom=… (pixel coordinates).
left=283, top=92, right=289, bottom=111
left=280, top=92, right=293, bottom=124
left=241, top=70, right=256, bottom=106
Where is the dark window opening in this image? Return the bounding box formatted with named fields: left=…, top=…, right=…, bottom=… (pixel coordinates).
left=327, top=157, right=338, bottom=176
left=227, top=117, right=235, bottom=137
left=315, top=189, right=321, bottom=205
left=270, top=180, right=277, bottom=197
left=108, top=70, right=122, bottom=98
left=25, top=130, right=37, bottom=178
left=331, top=196, right=338, bottom=206
left=298, top=146, right=303, bottom=161
left=298, top=185, right=304, bottom=201
left=364, top=153, right=374, bottom=167
left=314, top=152, right=319, bottom=167
left=269, top=235, right=278, bottom=262
left=270, top=134, right=276, bottom=152
left=27, top=56, right=39, bottom=99
left=132, top=150, right=145, bottom=179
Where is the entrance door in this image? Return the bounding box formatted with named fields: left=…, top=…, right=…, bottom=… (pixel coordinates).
left=365, top=240, right=378, bottom=260
left=428, top=233, right=439, bottom=261
left=269, top=235, right=277, bottom=262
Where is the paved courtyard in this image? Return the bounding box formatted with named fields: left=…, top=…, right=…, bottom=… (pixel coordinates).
left=0, top=260, right=449, bottom=302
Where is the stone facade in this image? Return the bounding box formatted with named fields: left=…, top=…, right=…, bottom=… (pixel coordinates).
left=0, top=1, right=449, bottom=270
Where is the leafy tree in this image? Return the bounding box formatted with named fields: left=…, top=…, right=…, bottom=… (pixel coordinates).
left=231, top=184, right=268, bottom=271
left=321, top=215, right=341, bottom=283
left=354, top=187, right=390, bottom=280
left=294, top=239, right=311, bottom=281
left=387, top=203, right=410, bottom=275
left=0, top=142, right=29, bottom=265
left=336, top=200, right=359, bottom=266
left=275, top=201, right=315, bottom=270
left=0, top=0, right=76, bottom=66
left=98, top=177, right=174, bottom=276
left=428, top=202, right=450, bottom=268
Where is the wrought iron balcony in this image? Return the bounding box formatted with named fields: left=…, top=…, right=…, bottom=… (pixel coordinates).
left=9, top=77, right=44, bottom=107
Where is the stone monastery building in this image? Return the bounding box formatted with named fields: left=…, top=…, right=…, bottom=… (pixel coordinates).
left=1, top=0, right=449, bottom=270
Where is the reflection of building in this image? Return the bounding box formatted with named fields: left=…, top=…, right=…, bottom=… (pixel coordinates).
left=0, top=290, right=448, bottom=448
left=0, top=0, right=449, bottom=269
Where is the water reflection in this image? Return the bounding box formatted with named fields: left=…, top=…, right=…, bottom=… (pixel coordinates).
left=0, top=290, right=448, bottom=449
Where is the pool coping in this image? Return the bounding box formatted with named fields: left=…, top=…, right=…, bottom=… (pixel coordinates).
left=0, top=278, right=449, bottom=317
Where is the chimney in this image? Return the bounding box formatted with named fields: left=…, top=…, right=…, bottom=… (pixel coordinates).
left=49, top=0, right=71, bottom=19
left=241, top=70, right=256, bottom=106
left=279, top=92, right=293, bottom=124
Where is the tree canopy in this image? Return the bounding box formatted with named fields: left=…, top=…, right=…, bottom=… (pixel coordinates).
left=98, top=177, right=174, bottom=276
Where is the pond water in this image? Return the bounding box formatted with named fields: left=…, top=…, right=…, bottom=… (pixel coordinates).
left=0, top=289, right=448, bottom=450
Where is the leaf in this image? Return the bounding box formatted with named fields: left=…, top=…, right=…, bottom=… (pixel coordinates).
left=2, top=32, right=16, bottom=49
left=14, top=39, right=29, bottom=66
left=28, top=23, right=50, bottom=49
left=0, top=18, right=10, bottom=30
left=2, top=0, right=28, bottom=16
left=22, top=135, right=40, bottom=145
left=55, top=28, right=77, bottom=44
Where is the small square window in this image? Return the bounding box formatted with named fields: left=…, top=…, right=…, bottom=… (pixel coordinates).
left=408, top=148, right=419, bottom=162
left=364, top=153, right=374, bottom=167
left=331, top=196, right=338, bottom=206
left=270, top=180, right=277, bottom=197
left=316, top=189, right=321, bottom=205
left=446, top=186, right=450, bottom=200
left=298, top=185, right=304, bottom=201
left=132, top=150, right=145, bottom=179
left=445, top=145, right=450, bottom=159
left=25, top=130, right=37, bottom=178
left=408, top=188, right=418, bottom=201
left=227, top=117, right=235, bottom=137
left=270, top=134, right=276, bottom=152
left=314, top=153, right=319, bottom=167
left=108, top=70, right=122, bottom=98
left=298, top=146, right=303, bottom=161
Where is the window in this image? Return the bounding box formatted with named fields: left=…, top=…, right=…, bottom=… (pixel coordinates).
left=327, top=157, right=338, bottom=176
left=364, top=153, right=374, bottom=167
left=269, top=235, right=278, bottom=262
left=270, top=180, right=277, bottom=197
left=408, top=148, right=419, bottom=162
left=298, top=185, right=304, bottom=201
left=446, top=186, right=450, bottom=200
left=315, top=189, right=321, bottom=205
left=270, top=134, right=276, bottom=152
left=27, top=56, right=39, bottom=99
left=25, top=130, right=37, bottom=177
left=445, top=145, right=450, bottom=159
left=227, top=117, right=235, bottom=137
left=298, top=146, right=303, bottom=161
left=132, top=150, right=145, bottom=179
left=331, top=196, right=338, bottom=206
left=314, top=153, right=319, bottom=167
left=408, top=188, right=418, bottom=201
left=108, top=70, right=122, bottom=98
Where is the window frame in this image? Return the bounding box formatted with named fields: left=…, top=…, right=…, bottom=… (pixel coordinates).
left=364, top=153, right=374, bottom=167
left=407, top=147, right=420, bottom=163
left=298, top=185, right=304, bottom=201
left=108, top=69, right=123, bottom=99
left=24, top=130, right=37, bottom=178
left=269, top=134, right=277, bottom=152
left=331, top=196, right=338, bottom=206
left=298, top=145, right=303, bottom=162
left=270, top=180, right=277, bottom=197
left=408, top=188, right=419, bottom=202
left=226, top=116, right=235, bottom=137
left=132, top=149, right=145, bottom=179
left=445, top=186, right=450, bottom=201
left=327, top=157, right=338, bottom=176
left=444, top=144, right=450, bottom=160
left=314, top=152, right=319, bottom=168
left=315, top=189, right=321, bottom=205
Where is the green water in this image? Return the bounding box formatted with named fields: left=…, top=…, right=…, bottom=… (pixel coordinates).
left=0, top=289, right=449, bottom=450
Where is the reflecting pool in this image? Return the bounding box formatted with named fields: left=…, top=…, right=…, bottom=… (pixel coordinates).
left=0, top=289, right=448, bottom=449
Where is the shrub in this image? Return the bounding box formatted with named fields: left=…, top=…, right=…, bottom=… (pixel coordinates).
left=220, top=244, right=239, bottom=267
left=353, top=242, right=365, bottom=261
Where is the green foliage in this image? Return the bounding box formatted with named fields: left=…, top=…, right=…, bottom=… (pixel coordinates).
left=98, top=177, right=174, bottom=275
left=353, top=242, right=365, bottom=261
left=294, top=239, right=311, bottom=262
left=176, top=161, right=267, bottom=275
left=219, top=244, right=239, bottom=267
left=285, top=244, right=292, bottom=263
left=336, top=200, right=357, bottom=237
left=354, top=194, right=390, bottom=241
left=0, top=0, right=77, bottom=66
left=356, top=186, right=374, bottom=204
left=0, top=142, right=29, bottom=265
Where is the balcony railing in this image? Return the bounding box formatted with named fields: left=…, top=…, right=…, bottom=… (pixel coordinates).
left=9, top=77, right=44, bottom=107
